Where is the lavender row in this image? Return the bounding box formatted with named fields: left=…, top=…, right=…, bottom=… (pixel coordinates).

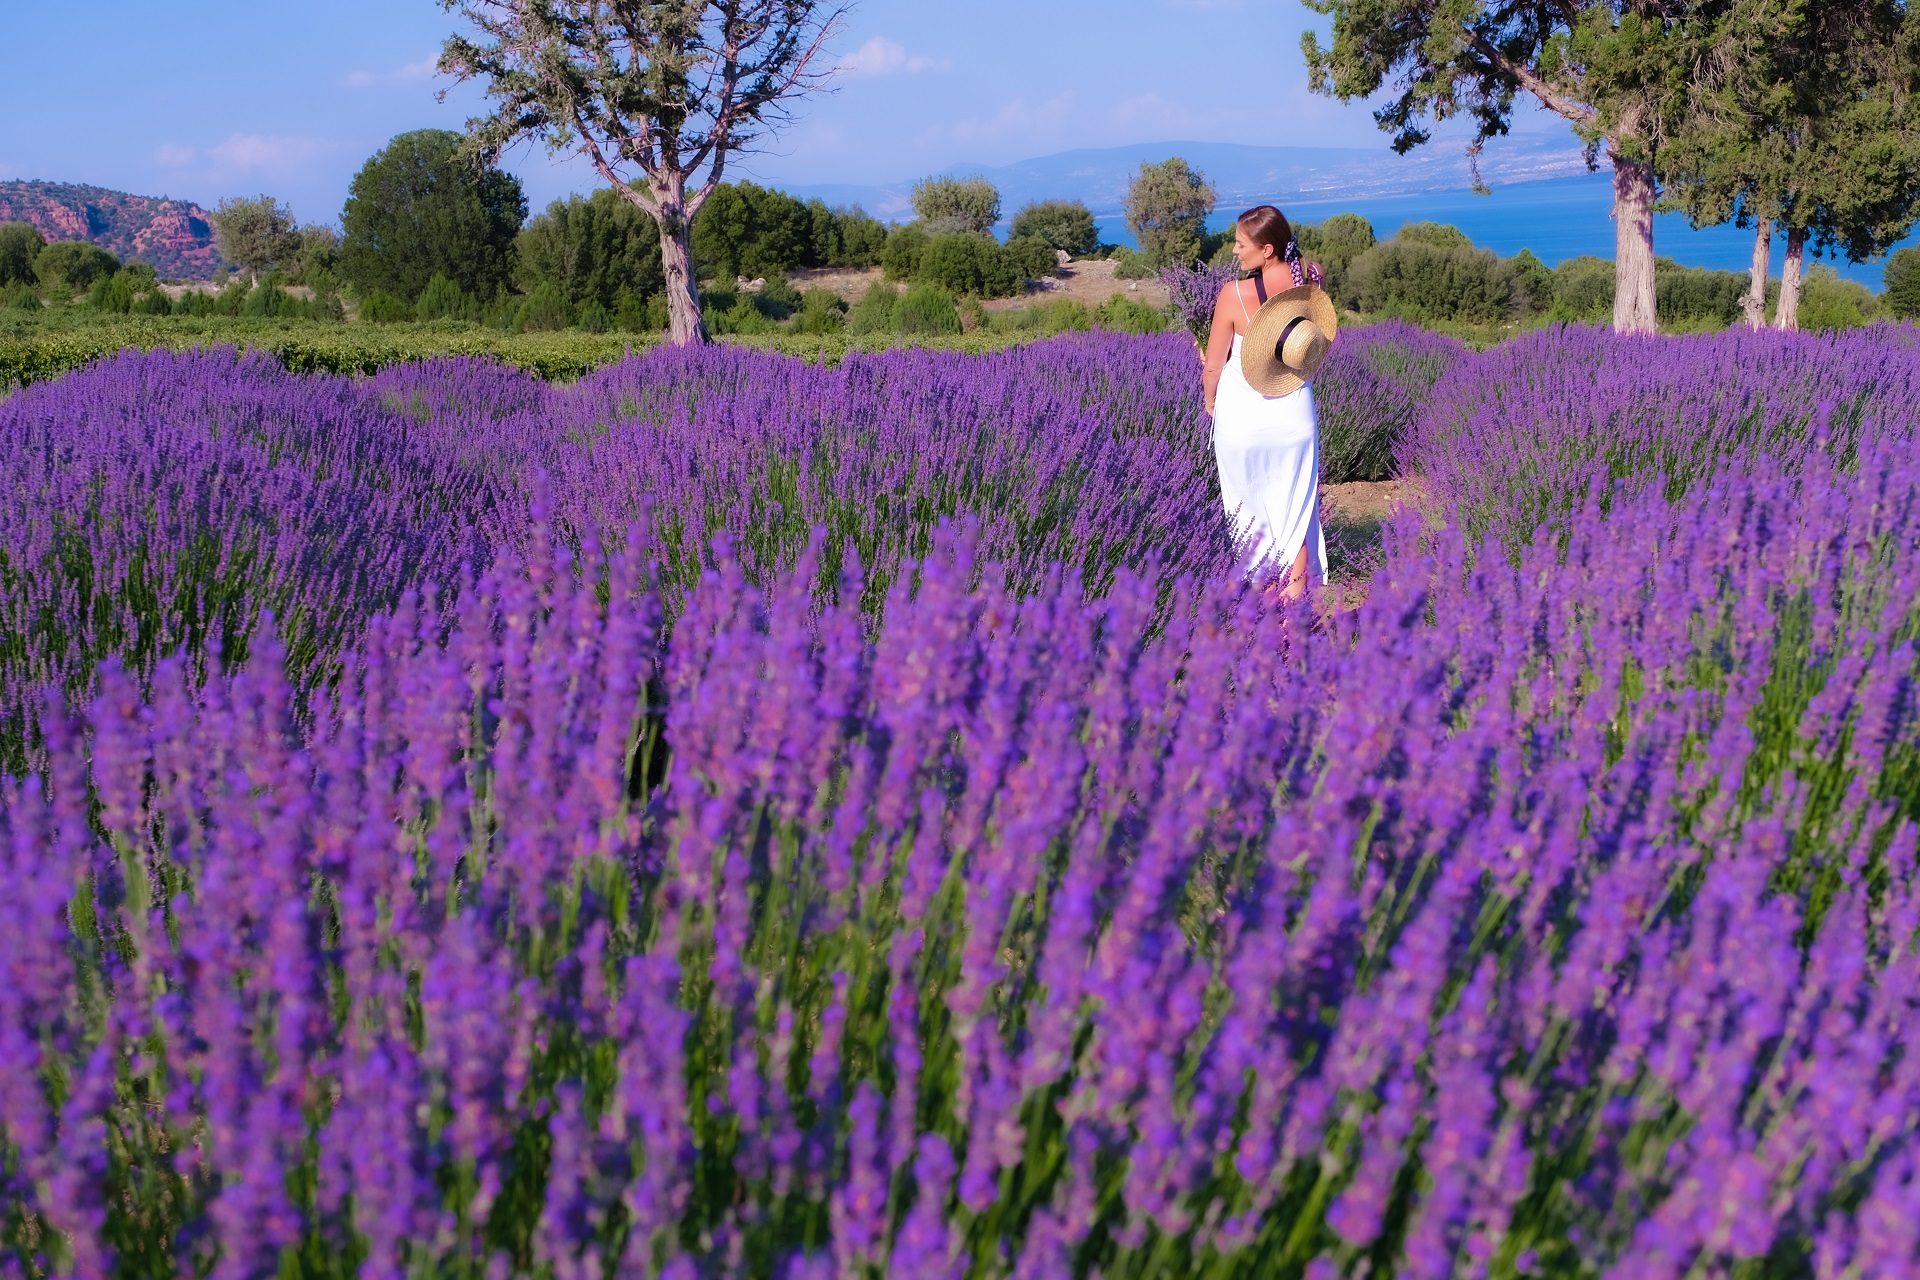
left=7, top=405, right=1920, bottom=1275
left=1403, top=322, right=1920, bottom=550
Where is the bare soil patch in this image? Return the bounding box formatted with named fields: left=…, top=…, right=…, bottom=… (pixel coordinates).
left=1320, top=478, right=1431, bottom=611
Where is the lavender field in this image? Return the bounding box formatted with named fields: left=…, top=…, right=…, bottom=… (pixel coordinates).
left=5, top=323, right=1920, bottom=1278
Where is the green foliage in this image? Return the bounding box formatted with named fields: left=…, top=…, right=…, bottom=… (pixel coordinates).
left=1009, top=200, right=1100, bottom=256
left=1003, top=234, right=1061, bottom=281
left=1093, top=292, right=1169, bottom=334
left=910, top=175, right=1002, bottom=233
left=693, top=181, right=815, bottom=280
left=1346, top=238, right=1514, bottom=322
left=2, top=282, right=42, bottom=311
left=359, top=292, right=413, bottom=325
left=891, top=283, right=962, bottom=335
left=709, top=293, right=776, bottom=335
left=920, top=233, right=1021, bottom=297
left=87, top=271, right=137, bottom=315
left=1654, top=259, right=1748, bottom=328
left=0, top=222, right=45, bottom=288
left=210, top=195, right=301, bottom=280
left=1797, top=264, right=1880, bottom=332
left=34, top=240, right=120, bottom=296
left=812, top=201, right=888, bottom=267
left=881, top=223, right=930, bottom=282
left=515, top=281, right=573, bottom=332
left=1295, top=213, right=1377, bottom=304
left=847, top=280, right=899, bottom=335
left=790, top=288, right=848, bottom=334
left=287, top=225, right=341, bottom=286
left=1883, top=246, right=1920, bottom=320
left=613, top=288, right=669, bottom=333
left=1125, top=157, right=1216, bottom=268
left=414, top=273, right=475, bottom=323
left=1394, top=220, right=1473, bottom=249
left=1111, top=247, right=1157, bottom=280
left=340, top=129, right=526, bottom=303
left=1506, top=248, right=1556, bottom=314
left=1552, top=256, right=1617, bottom=321
left=518, top=189, right=664, bottom=312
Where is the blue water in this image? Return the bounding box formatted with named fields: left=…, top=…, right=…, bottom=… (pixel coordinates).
left=1093, top=172, right=1912, bottom=289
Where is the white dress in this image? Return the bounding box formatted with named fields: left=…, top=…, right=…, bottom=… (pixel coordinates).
left=1213, top=328, right=1327, bottom=581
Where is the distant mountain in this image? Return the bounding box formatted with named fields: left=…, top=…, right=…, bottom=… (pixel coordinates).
left=775, top=134, right=1593, bottom=224
left=0, top=180, right=223, bottom=280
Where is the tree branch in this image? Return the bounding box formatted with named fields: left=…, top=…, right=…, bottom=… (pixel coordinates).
left=1469, top=31, right=1598, bottom=125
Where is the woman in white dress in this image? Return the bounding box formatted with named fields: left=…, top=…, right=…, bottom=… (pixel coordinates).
left=1201, top=206, right=1339, bottom=604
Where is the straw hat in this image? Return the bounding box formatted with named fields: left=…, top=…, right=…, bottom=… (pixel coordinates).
left=1242, top=284, right=1339, bottom=397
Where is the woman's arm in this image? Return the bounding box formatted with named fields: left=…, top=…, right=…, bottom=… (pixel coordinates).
left=1201, top=283, right=1238, bottom=417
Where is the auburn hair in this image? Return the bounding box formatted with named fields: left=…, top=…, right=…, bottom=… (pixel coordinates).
left=1236, top=205, right=1294, bottom=260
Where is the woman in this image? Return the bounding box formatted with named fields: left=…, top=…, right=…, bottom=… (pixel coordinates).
left=1202, top=206, right=1335, bottom=603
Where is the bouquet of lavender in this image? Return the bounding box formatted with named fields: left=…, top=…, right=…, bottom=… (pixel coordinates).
left=1161, top=259, right=1240, bottom=351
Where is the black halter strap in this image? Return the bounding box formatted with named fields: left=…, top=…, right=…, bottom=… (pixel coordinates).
left=1252, top=272, right=1268, bottom=305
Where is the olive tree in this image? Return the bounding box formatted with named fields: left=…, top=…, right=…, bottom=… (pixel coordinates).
left=438, top=0, right=847, bottom=346
left=1301, top=0, right=1704, bottom=332
left=909, top=176, right=1002, bottom=234
left=1125, top=158, right=1215, bottom=268
left=210, top=195, right=302, bottom=284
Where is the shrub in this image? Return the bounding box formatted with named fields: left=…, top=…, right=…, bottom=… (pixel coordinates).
left=1093, top=292, right=1168, bottom=335
left=1394, top=220, right=1472, bottom=249
left=415, top=273, right=474, bottom=322
left=0, top=221, right=45, bottom=288
left=1551, top=255, right=1615, bottom=321
left=892, top=283, right=962, bottom=335
left=1346, top=238, right=1514, bottom=322
left=693, top=181, right=815, bottom=281
left=709, top=293, right=775, bottom=335
left=1506, top=248, right=1556, bottom=314
left=1295, top=213, right=1376, bottom=305
left=576, top=299, right=611, bottom=332
left=34, top=240, right=120, bottom=296
left=515, top=281, right=573, bottom=332
left=1112, top=247, right=1157, bottom=280
left=819, top=202, right=888, bottom=267
left=753, top=272, right=804, bottom=319
left=613, top=288, right=669, bottom=332
left=1003, top=233, right=1060, bottom=282
left=880, top=223, right=930, bottom=281
left=1, top=281, right=41, bottom=311
left=87, top=270, right=137, bottom=314
left=1797, top=264, right=1880, bottom=332
left=1009, top=200, right=1100, bottom=256
left=360, top=291, right=415, bottom=324
left=909, top=175, right=1002, bottom=234
left=1886, top=245, right=1920, bottom=320
left=790, top=288, right=848, bottom=334
left=133, top=288, right=173, bottom=316
left=847, top=280, right=899, bottom=334
left=920, top=233, right=1021, bottom=297
left=1655, top=259, right=1747, bottom=328
left=519, top=191, right=664, bottom=311
left=241, top=281, right=296, bottom=318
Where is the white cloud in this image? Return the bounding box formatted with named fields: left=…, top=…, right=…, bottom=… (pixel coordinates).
left=341, top=55, right=439, bottom=89
left=153, top=143, right=198, bottom=167
left=839, top=36, right=950, bottom=78
left=207, top=133, right=328, bottom=173
left=950, top=92, right=1077, bottom=145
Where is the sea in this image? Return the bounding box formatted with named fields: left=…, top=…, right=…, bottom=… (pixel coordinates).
left=1092, top=171, right=1913, bottom=289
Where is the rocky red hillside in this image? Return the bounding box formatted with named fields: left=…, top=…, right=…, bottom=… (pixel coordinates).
left=0, top=180, right=223, bottom=279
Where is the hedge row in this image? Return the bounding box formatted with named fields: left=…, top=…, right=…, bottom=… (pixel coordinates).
left=0, top=317, right=1052, bottom=386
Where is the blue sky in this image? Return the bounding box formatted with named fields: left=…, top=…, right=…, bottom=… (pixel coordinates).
left=0, top=0, right=1550, bottom=226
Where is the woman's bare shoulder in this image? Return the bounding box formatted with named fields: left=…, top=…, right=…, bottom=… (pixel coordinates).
left=1214, top=278, right=1243, bottom=307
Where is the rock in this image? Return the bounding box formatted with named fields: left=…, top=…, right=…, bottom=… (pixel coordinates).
left=1055, top=248, right=1072, bottom=268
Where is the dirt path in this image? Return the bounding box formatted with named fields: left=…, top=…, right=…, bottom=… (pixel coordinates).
left=1320, top=479, right=1429, bottom=610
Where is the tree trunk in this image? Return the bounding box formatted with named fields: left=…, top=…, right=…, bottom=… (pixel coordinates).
left=660, top=222, right=706, bottom=346
left=1610, top=149, right=1658, bottom=334
left=1742, top=219, right=1771, bottom=330
left=1776, top=227, right=1805, bottom=332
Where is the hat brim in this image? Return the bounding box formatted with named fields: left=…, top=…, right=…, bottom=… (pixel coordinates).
left=1242, top=285, right=1339, bottom=398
